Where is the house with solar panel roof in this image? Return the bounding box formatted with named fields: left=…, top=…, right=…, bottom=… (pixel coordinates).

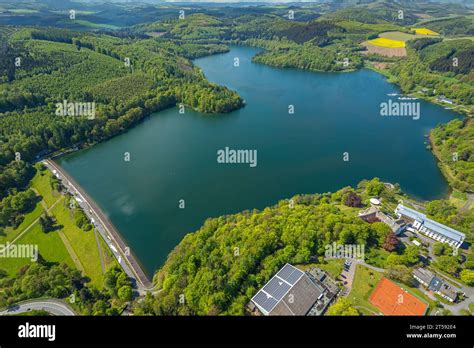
left=250, top=263, right=336, bottom=316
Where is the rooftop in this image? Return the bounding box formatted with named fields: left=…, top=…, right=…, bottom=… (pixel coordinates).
left=438, top=283, right=457, bottom=301
left=395, top=204, right=465, bottom=243
left=251, top=263, right=323, bottom=316
left=413, top=267, right=435, bottom=285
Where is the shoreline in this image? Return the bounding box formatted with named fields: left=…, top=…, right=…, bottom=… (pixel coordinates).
left=32, top=47, right=462, bottom=289
left=43, top=159, right=153, bottom=290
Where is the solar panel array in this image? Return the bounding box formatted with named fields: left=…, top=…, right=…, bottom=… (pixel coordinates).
left=277, top=263, right=304, bottom=285
left=251, top=264, right=304, bottom=314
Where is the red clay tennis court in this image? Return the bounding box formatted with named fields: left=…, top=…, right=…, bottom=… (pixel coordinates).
left=369, top=277, right=428, bottom=316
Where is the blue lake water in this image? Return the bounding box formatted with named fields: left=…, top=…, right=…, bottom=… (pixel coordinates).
left=58, top=46, right=459, bottom=275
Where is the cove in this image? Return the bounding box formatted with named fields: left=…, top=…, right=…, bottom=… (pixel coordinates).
left=57, top=46, right=460, bottom=276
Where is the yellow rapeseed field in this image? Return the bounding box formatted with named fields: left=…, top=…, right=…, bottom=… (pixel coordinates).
left=412, top=28, right=440, bottom=36
left=366, top=37, right=406, bottom=48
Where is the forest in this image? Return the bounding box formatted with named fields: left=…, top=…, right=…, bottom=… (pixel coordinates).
left=431, top=119, right=474, bottom=192
left=127, top=7, right=474, bottom=192
left=0, top=262, right=133, bottom=315
left=0, top=26, right=243, bottom=228
left=0, top=0, right=473, bottom=317
left=133, top=178, right=474, bottom=315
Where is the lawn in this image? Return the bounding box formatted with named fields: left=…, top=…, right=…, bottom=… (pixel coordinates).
left=0, top=167, right=106, bottom=287
left=335, top=204, right=360, bottom=217
left=31, top=168, right=61, bottom=208
left=0, top=223, right=74, bottom=277
left=365, top=248, right=390, bottom=268
left=348, top=265, right=383, bottom=315
left=99, top=234, right=117, bottom=272
left=297, top=259, right=344, bottom=279
left=51, top=202, right=105, bottom=287
left=0, top=202, right=43, bottom=244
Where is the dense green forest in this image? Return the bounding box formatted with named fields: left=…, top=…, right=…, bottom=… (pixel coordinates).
left=0, top=25, right=243, bottom=228
left=388, top=38, right=474, bottom=105
left=0, top=263, right=133, bottom=315
left=0, top=0, right=473, bottom=317
left=127, top=7, right=474, bottom=195
left=133, top=178, right=474, bottom=315
left=431, top=119, right=474, bottom=192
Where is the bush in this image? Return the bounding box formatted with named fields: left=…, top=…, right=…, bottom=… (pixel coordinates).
left=460, top=269, right=474, bottom=286
left=343, top=191, right=362, bottom=207
left=365, top=178, right=385, bottom=196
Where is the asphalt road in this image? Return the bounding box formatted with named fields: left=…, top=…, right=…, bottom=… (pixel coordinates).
left=0, top=299, right=76, bottom=316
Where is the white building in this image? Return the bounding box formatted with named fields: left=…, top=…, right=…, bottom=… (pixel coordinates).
left=395, top=204, right=465, bottom=249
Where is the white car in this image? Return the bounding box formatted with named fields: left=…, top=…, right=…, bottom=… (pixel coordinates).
left=109, top=244, right=118, bottom=253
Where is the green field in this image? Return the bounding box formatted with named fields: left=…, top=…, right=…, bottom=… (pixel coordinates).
left=0, top=209, right=75, bottom=277
left=51, top=202, right=105, bottom=287
left=0, top=202, right=43, bottom=244
left=72, top=20, right=120, bottom=30
left=365, top=248, right=390, bottom=268
left=445, top=36, right=474, bottom=41
left=0, top=166, right=110, bottom=287
left=7, top=9, right=38, bottom=14
left=379, top=31, right=425, bottom=42
left=297, top=259, right=344, bottom=279
left=347, top=265, right=383, bottom=315
left=31, top=170, right=61, bottom=208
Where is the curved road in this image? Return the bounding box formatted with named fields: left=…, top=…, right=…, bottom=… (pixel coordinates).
left=0, top=299, right=76, bottom=316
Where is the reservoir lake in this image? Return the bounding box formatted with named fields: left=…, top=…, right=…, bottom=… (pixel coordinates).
left=57, top=46, right=460, bottom=276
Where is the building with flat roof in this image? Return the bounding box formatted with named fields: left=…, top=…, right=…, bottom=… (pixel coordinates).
left=251, top=264, right=327, bottom=316
left=395, top=204, right=465, bottom=249
left=412, top=267, right=433, bottom=287
left=412, top=267, right=458, bottom=302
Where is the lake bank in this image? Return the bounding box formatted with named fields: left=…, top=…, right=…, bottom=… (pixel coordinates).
left=43, top=160, right=152, bottom=288
left=56, top=46, right=462, bottom=275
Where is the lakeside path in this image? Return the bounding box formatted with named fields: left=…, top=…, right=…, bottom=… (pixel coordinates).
left=43, top=159, right=153, bottom=291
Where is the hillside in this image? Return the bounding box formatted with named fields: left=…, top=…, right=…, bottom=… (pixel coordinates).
left=134, top=179, right=474, bottom=315
left=0, top=26, right=242, bottom=200
left=431, top=119, right=474, bottom=192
